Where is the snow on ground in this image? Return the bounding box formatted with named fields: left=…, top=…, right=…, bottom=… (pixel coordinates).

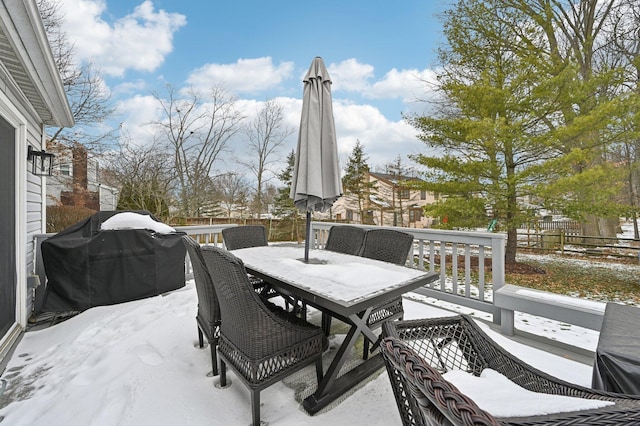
left=6, top=230, right=640, bottom=425
left=0, top=277, right=597, bottom=426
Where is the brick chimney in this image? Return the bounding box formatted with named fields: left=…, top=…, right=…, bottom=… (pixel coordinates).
left=60, top=144, right=100, bottom=210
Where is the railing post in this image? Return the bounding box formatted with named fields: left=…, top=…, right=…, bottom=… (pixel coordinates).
left=491, top=234, right=506, bottom=325
left=309, top=221, right=318, bottom=248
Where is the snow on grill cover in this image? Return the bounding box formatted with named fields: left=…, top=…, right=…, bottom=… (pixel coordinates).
left=40, top=211, right=185, bottom=312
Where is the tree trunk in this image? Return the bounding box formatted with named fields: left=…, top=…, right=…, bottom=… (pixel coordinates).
left=581, top=214, right=618, bottom=245
left=505, top=228, right=517, bottom=264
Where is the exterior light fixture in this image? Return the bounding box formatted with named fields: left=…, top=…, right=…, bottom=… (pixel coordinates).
left=27, top=145, right=55, bottom=176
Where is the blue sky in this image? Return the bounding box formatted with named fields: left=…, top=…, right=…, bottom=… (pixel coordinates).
left=56, top=0, right=449, bottom=177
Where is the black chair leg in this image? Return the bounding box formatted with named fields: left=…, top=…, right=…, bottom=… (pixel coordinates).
left=219, top=360, right=227, bottom=387
left=197, top=326, right=204, bottom=348
left=209, top=342, right=218, bottom=376
left=251, top=389, right=261, bottom=426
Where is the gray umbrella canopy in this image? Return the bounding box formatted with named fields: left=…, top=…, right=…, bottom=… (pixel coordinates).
left=291, top=57, right=343, bottom=261
left=291, top=56, right=343, bottom=212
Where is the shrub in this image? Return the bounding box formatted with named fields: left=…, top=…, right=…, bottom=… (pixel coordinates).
left=46, top=205, right=96, bottom=233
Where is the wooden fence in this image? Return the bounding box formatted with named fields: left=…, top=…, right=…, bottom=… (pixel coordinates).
left=172, top=217, right=306, bottom=243
left=518, top=224, right=640, bottom=260
left=176, top=217, right=640, bottom=260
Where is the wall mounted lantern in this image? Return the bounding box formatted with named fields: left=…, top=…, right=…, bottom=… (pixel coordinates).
left=27, top=145, right=55, bottom=176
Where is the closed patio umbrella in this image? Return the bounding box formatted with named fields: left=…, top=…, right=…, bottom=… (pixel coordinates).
left=291, top=57, right=343, bottom=262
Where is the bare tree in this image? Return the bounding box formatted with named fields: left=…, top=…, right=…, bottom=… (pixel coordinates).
left=37, top=0, right=116, bottom=151
left=261, top=183, right=278, bottom=217
left=607, top=0, right=640, bottom=238
left=215, top=172, right=251, bottom=219
left=152, top=85, right=244, bottom=217
left=494, top=0, right=622, bottom=241
left=101, top=135, right=176, bottom=220
left=238, top=99, right=294, bottom=217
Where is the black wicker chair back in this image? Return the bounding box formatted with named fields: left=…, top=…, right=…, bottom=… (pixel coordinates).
left=359, top=229, right=414, bottom=359
left=221, top=225, right=277, bottom=299
left=380, top=315, right=640, bottom=426
left=360, top=228, right=414, bottom=266
left=202, top=246, right=327, bottom=426
left=222, top=225, right=268, bottom=250
left=325, top=225, right=366, bottom=255
left=319, top=225, right=368, bottom=335
left=182, top=235, right=221, bottom=376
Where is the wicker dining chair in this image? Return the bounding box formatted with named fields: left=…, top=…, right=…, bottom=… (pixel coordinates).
left=221, top=225, right=268, bottom=250
left=325, top=225, right=367, bottom=255
left=359, top=228, right=414, bottom=359
left=221, top=225, right=276, bottom=298
left=223, top=224, right=306, bottom=316
left=319, top=225, right=368, bottom=334
left=182, top=235, right=221, bottom=377
left=380, top=315, right=640, bottom=426
left=202, top=246, right=328, bottom=426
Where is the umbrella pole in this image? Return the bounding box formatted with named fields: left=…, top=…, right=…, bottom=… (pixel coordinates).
left=305, top=211, right=311, bottom=262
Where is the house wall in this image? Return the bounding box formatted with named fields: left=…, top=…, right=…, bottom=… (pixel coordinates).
left=47, top=145, right=119, bottom=211
left=0, top=66, right=46, bottom=363
left=0, top=0, right=74, bottom=371
left=331, top=173, right=436, bottom=228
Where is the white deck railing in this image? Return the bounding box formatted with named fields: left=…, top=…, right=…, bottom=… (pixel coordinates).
left=34, top=222, right=506, bottom=324
left=173, top=224, right=235, bottom=245
left=310, top=222, right=506, bottom=323
left=35, top=222, right=611, bottom=341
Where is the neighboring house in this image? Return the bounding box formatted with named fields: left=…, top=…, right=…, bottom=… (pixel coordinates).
left=47, top=142, right=119, bottom=210
left=331, top=171, right=436, bottom=228
left=0, top=0, right=74, bottom=367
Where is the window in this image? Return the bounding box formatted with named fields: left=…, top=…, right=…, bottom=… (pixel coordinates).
left=398, top=188, right=410, bottom=199
left=409, top=209, right=423, bottom=223
left=346, top=210, right=354, bottom=221
left=58, top=163, right=72, bottom=176
left=420, top=190, right=426, bottom=200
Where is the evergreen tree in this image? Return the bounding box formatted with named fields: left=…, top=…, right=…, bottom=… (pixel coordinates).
left=342, top=141, right=376, bottom=223
left=409, top=0, right=629, bottom=262
left=384, top=156, right=413, bottom=226
left=273, top=151, right=303, bottom=239
left=408, top=0, right=558, bottom=262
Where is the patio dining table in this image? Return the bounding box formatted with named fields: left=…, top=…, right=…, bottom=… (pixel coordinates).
left=232, top=245, right=438, bottom=414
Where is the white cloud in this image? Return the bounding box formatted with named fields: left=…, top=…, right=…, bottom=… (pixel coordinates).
left=115, top=94, right=162, bottom=145
left=59, top=0, right=186, bottom=77
left=111, top=79, right=149, bottom=96
left=324, top=59, right=438, bottom=106
left=369, top=68, right=439, bottom=102
left=113, top=87, right=424, bottom=181
left=327, top=59, right=374, bottom=92
left=186, top=57, right=295, bottom=95
left=112, top=54, right=432, bottom=179
left=320, top=59, right=439, bottom=135
left=331, top=101, right=421, bottom=169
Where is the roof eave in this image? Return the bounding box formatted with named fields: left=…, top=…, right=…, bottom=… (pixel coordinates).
left=0, top=0, right=74, bottom=127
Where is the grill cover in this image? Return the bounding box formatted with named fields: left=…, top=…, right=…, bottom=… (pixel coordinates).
left=41, top=211, right=186, bottom=312
left=592, top=302, right=640, bottom=395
